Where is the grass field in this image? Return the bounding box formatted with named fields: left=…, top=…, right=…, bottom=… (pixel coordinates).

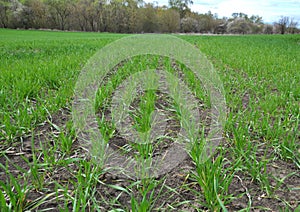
left=0, top=29, right=299, bottom=211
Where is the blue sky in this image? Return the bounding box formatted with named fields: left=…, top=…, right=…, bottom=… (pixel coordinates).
left=144, top=0, right=300, bottom=23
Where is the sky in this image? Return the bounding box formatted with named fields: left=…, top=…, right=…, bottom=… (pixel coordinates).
left=144, top=0, right=300, bottom=24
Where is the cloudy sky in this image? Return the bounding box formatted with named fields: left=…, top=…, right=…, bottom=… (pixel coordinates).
left=144, top=0, right=300, bottom=23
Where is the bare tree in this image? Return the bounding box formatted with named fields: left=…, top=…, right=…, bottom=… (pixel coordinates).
left=263, top=24, right=273, bottom=34
left=75, top=0, right=104, bottom=31
left=126, top=0, right=139, bottom=33
left=197, top=11, right=216, bottom=33
left=287, top=17, right=298, bottom=34
left=158, top=8, right=180, bottom=33
left=46, top=0, right=74, bottom=30
left=227, top=18, right=252, bottom=34
left=276, top=16, right=289, bottom=34
left=213, top=19, right=227, bottom=34
left=137, top=3, right=158, bottom=33
left=21, top=0, right=47, bottom=29
left=180, top=16, right=197, bottom=32
left=5, top=0, right=299, bottom=35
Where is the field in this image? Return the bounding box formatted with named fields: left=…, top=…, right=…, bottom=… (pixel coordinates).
left=0, top=29, right=299, bottom=211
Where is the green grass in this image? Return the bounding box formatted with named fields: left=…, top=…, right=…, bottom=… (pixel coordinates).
left=0, top=29, right=299, bottom=211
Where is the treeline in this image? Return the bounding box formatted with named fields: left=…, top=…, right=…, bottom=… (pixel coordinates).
left=0, top=0, right=299, bottom=34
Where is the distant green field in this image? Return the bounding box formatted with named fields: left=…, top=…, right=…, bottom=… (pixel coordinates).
left=0, top=29, right=299, bottom=211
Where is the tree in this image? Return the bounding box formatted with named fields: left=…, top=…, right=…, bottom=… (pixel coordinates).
left=75, top=0, right=105, bottom=31
left=137, top=3, right=158, bottom=33
left=105, top=0, right=130, bottom=33
left=126, top=0, right=139, bottom=33
left=213, top=19, right=227, bottom=34
left=46, top=0, right=74, bottom=30
left=168, top=0, right=192, bottom=18
left=158, top=8, right=180, bottom=33
left=180, top=16, right=198, bottom=32
left=231, top=12, right=248, bottom=20
left=249, top=15, right=263, bottom=24
left=0, top=0, right=24, bottom=28
left=227, top=18, right=252, bottom=34
left=263, top=24, right=273, bottom=34
left=276, top=16, right=289, bottom=34
left=0, top=0, right=12, bottom=28
left=1, top=0, right=289, bottom=35
left=197, top=11, right=216, bottom=33
left=21, top=0, right=47, bottom=29
left=287, top=17, right=298, bottom=34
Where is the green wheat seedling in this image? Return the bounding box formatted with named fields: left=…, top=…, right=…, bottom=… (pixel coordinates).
left=129, top=89, right=157, bottom=159
left=69, top=160, right=105, bottom=211
left=55, top=120, right=76, bottom=156
left=19, top=136, right=46, bottom=191
left=238, top=142, right=276, bottom=196
left=1, top=30, right=299, bottom=210
left=0, top=162, right=31, bottom=211
left=0, top=161, right=59, bottom=211
left=189, top=137, right=237, bottom=211
left=128, top=178, right=166, bottom=212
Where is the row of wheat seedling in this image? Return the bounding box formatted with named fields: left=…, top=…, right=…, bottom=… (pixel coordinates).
left=0, top=30, right=299, bottom=210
